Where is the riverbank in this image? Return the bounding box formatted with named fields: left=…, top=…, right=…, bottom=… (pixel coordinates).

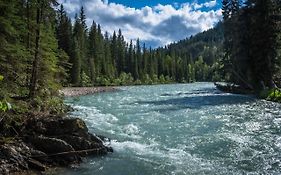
left=214, top=82, right=281, bottom=103
left=0, top=87, right=116, bottom=174
left=61, top=87, right=118, bottom=97
left=0, top=116, right=113, bottom=174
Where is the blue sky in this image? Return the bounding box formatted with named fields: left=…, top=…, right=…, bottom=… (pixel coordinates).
left=58, top=0, right=222, bottom=47
left=107, top=0, right=221, bottom=10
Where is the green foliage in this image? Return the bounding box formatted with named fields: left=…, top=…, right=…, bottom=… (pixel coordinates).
left=46, top=96, right=69, bottom=115
left=265, top=89, right=281, bottom=102
left=165, top=76, right=172, bottom=83
left=81, top=71, right=91, bottom=87
left=54, top=7, right=224, bottom=87
left=0, top=101, right=11, bottom=112
left=119, top=72, right=134, bottom=85
left=151, top=74, right=159, bottom=84
left=159, top=75, right=166, bottom=84
left=112, top=78, right=121, bottom=86
left=30, top=95, right=68, bottom=115
left=134, top=79, right=142, bottom=85
left=0, top=75, right=11, bottom=112
left=142, top=74, right=153, bottom=85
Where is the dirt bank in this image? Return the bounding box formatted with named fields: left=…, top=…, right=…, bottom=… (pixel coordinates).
left=61, top=87, right=118, bottom=97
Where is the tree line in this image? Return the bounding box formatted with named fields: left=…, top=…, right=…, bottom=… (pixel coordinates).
left=221, top=0, right=281, bottom=91
left=56, top=5, right=223, bottom=87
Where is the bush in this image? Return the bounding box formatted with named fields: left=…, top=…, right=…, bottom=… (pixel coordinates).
left=112, top=78, right=121, bottom=86
left=266, top=88, right=281, bottom=102
left=165, top=76, right=172, bottom=83
left=0, top=101, right=11, bottom=112
left=81, top=71, right=91, bottom=87
left=119, top=72, right=134, bottom=85
left=259, top=88, right=281, bottom=102
left=0, top=75, right=12, bottom=112
left=142, top=74, right=153, bottom=85
left=151, top=74, right=159, bottom=84
left=134, top=79, right=142, bottom=85
left=159, top=75, right=166, bottom=84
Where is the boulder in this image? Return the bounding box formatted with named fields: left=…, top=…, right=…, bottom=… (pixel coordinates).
left=26, top=118, right=88, bottom=136
left=29, top=135, right=80, bottom=165
left=0, top=116, right=113, bottom=174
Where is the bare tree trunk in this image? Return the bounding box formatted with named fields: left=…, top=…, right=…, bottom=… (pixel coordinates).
left=25, top=0, right=31, bottom=87
left=29, top=1, right=42, bottom=98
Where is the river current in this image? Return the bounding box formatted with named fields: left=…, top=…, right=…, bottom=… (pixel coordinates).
left=61, top=83, right=281, bottom=175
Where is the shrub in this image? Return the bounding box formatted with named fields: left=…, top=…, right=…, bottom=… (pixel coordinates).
left=266, top=88, right=281, bottom=102
left=142, top=74, right=153, bottom=85
left=0, top=101, right=11, bottom=112
left=81, top=71, right=91, bottom=87
left=159, top=75, right=166, bottom=84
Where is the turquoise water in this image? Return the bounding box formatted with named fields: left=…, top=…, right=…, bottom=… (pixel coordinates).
left=63, top=83, right=281, bottom=175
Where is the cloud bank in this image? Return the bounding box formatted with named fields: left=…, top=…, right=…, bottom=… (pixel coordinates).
left=58, top=0, right=222, bottom=47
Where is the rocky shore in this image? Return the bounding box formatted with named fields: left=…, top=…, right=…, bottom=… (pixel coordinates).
left=0, top=117, right=113, bottom=174
left=61, top=86, right=118, bottom=97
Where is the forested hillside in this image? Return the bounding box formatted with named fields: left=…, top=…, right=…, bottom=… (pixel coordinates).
left=56, top=5, right=224, bottom=86
left=157, top=22, right=224, bottom=83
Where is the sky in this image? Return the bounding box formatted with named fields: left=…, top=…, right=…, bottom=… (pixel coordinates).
left=58, top=0, right=222, bottom=48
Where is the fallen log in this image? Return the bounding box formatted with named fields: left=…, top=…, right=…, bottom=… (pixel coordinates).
left=214, top=82, right=254, bottom=94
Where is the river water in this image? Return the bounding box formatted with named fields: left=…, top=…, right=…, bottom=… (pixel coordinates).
left=62, top=83, right=281, bottom=175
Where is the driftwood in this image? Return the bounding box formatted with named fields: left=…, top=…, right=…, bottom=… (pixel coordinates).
left=231, top=69, right=254, bottom=90
left=214, top=82, right=254, bottom=94
left=30, top=147, right=107, bottom=158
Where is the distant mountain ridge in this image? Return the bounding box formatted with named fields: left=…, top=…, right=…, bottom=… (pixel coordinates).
left=160, top=21, right=224, bottom=65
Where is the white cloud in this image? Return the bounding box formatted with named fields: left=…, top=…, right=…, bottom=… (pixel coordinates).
left=203, top=0, right=217, bottom=8
left=58, top=0, right=222, bottom=47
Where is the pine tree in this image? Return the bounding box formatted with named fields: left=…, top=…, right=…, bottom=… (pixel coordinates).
left=135, top=39, right=141, bottom=79
left=88, top=20, right=97, bottom=83
left=111, top=31, right=118, bottom=77
left=56, top=4, right=72, bottom=83
left=117, top=29, right=126, bottom=74
left=97, top=24, right=105, bottom=76
left=128, top=40, right=134, bottom=76
left=29, top=0, right=60, bottom=98
left=70, top=14, right=82, bottom=86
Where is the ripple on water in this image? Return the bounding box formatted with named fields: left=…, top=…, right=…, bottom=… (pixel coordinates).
left=64, top=83, right=281, bottom=175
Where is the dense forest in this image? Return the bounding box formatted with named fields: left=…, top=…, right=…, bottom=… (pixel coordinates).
left=0, top=0, right=224, bottom=113
left=56, top=5, right=223, bottom=87
left=221, top=0, right=281, bottom=91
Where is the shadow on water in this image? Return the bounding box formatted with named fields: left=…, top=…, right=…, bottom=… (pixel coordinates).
left=137, top=94, right=256, bottom=110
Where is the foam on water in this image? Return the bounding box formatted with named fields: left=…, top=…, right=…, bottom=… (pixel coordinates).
left=63, top=83, right=281, bottom=175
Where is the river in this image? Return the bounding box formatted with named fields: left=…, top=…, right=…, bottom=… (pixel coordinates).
left=61, top=83, right=281, bottom=175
